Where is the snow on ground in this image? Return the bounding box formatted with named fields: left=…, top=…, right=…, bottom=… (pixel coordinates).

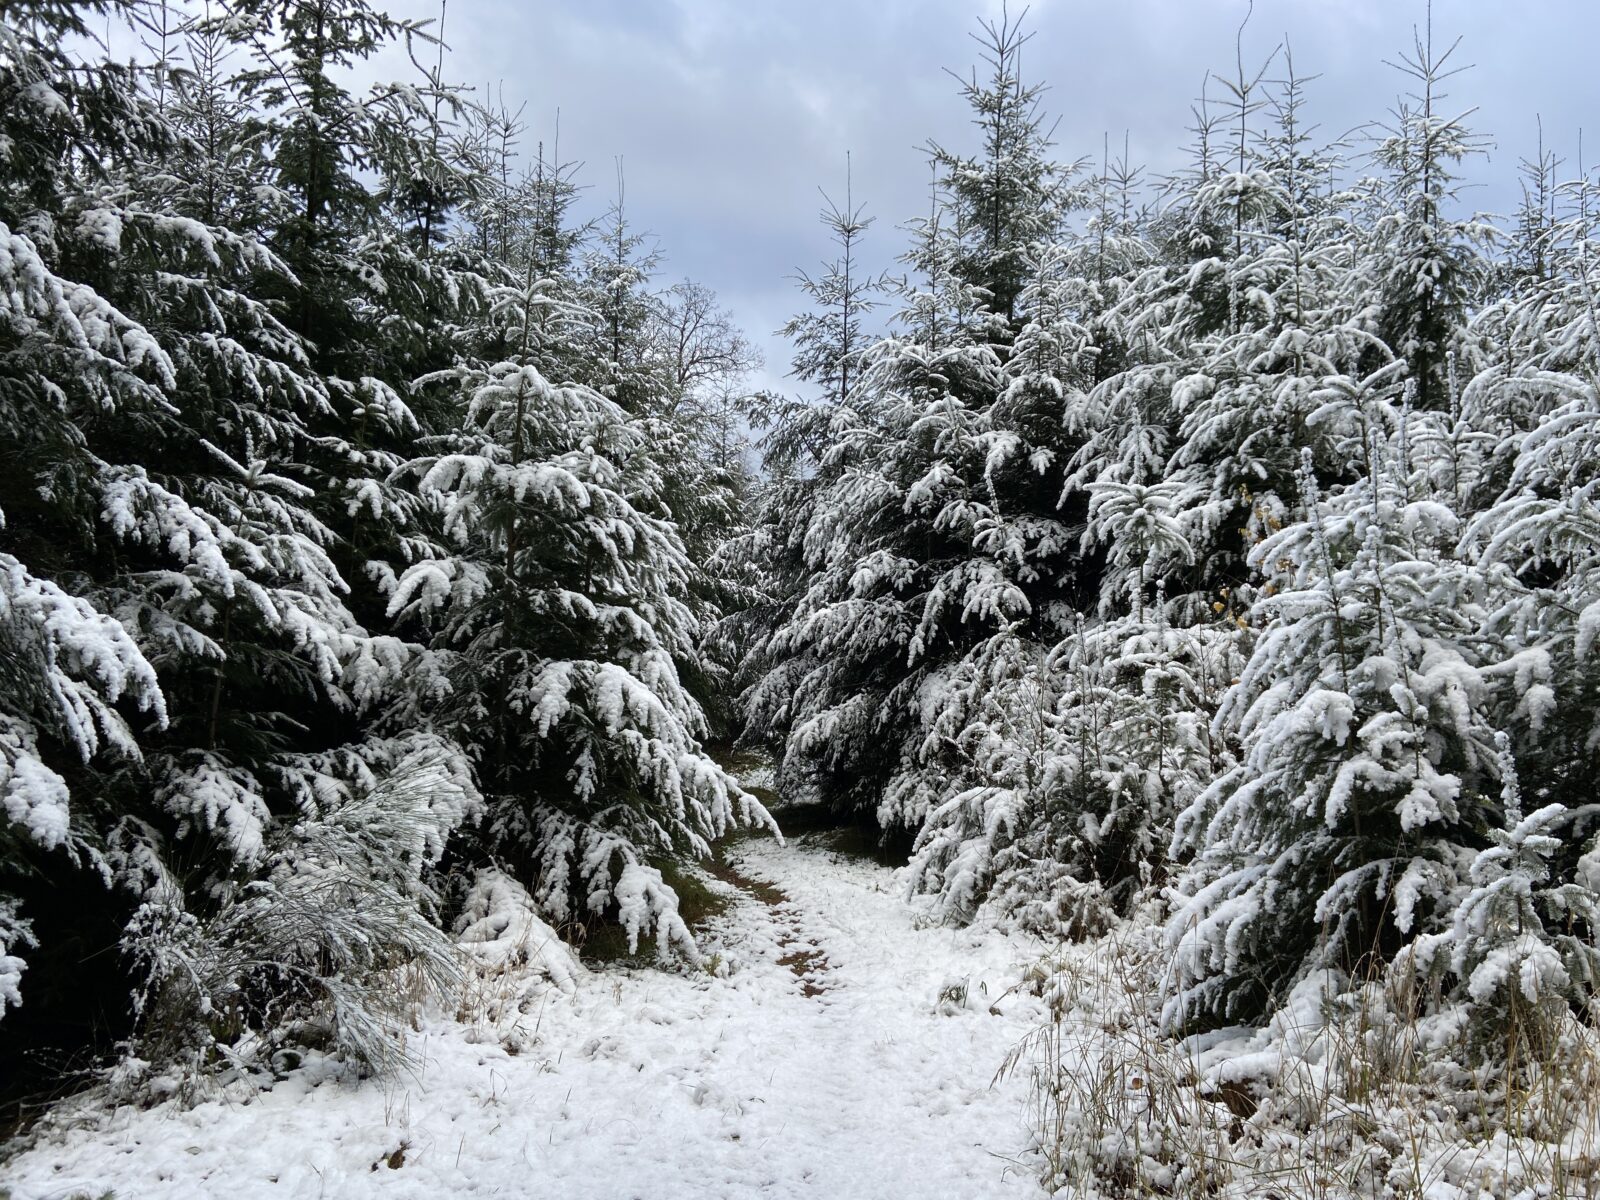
left=4, top=836, right=1051, bottom=1199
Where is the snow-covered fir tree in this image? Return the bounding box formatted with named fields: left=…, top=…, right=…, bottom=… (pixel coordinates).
left=747, top=12, right=1080, bottom=841
left=0, top=0, right=777, bottom=1105
left=1165, top=429, right=1501, bottom=1026
left=388, top=261, right=774, bottom=958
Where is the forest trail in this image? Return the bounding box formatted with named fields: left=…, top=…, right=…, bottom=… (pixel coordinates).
left=7, top=835, right=1051, bottom=1200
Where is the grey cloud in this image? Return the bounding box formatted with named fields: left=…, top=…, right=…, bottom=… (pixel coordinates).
left=400, top=0, right=1600, bottom=397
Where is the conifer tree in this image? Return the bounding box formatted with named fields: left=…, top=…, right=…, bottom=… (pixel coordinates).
left=1166, top=423, right=1499, bottom=1025
left=783, top=158, right=888, bottom=407
left=581, top=165, right=664, bottom=412
left=1363, top=17, right=1490, bottom=413
left=389, top=266, right=773, bottom=956
left=927, top=7, right=1069, bottom=330
left=0, top=0, right=198, bottom=1046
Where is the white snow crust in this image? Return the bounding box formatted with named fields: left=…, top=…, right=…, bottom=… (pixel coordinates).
left=6, top=838, right=1050, bottom=1199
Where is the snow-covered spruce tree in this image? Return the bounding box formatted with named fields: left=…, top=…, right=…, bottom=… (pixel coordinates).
left=1159, top=49, right=1383, bottom=615
left=1453, top=157, right=1596, bottom=519
left=908, top=601, right=1235, bottom=935
left=1501, top=126, right=1562, bottom=296
left=213, top=0, right=490, bottom=613
left=1401, top=735, right=1600, bottom=1057
left=927, top=166, right=1241, bottom=923
left=1322, top=102, right=1600, bottom=1058
left=155, top=19, right=279, bottom=235
left=1165, top=419, right=1502, bottom=1028
left=749, top=12, right=1080, bottom=838
left=0, top=560, right=164, bottom=1023
left=724, top=162, right=890, bottom=748
left=1441, top=273, right=1600, bottom=1038
left=1055, top=71, right=1246, bottom=528
left=1361, top=22, right=1491, bottom=414
left=552, top=170, right=763, bottom=739
left=746, top=162, right=1009, bottom=824
left=926, top=8, right=1070, bottom=330
left=92, top=395, right=480, bottom=1078
left=0, top=0, right=193, bottom=1065
left=124, top=750, right=478, bottom=1084
left=902, top=626, right=1070, bottom=927
left=742, top=178, right=910, bottom=810
left=1471, top=305, right=1600, bottom=796
left=899, top=7, right=1095, bottom=654
left=906, top=61, right=1282, bottom=934
left=389, top=273, right=773, bottom=959
left=938, top=182, right=1244, bottom=927
left=471, top=142, right=759, bottom=740
left=1128, top=22, right=1600, bottom=1051
left=580, top=168, right=666, bottom=414
left=454, top=94, right=539, bottom=275
left=115, top=9, right=498, bottom=1079
left=909, top=225, right=1241, bottom=928
left=931, top=137, right=1225, bottom=930
left=893, top=254, right=1106, bottom=921
left=782, top=159, right=890, bottom=411
left=1058, top=134, right=1152, bottom=392
left=0, top=0, right=490, bottom=1097
left=927, top=9, right=1090, bottom=629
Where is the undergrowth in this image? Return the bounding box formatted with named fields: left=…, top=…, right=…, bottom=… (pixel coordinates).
left=1010, top=925, right=1600, bottom=1199
left=578, top=860, right=734, bottom=965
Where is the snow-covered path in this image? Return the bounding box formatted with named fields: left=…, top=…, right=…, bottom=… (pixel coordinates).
left=6, top=837, right=1051, bottom=1199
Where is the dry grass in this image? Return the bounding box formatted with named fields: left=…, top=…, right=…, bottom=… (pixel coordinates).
left=1007, top=928, right=1600, bottom=1199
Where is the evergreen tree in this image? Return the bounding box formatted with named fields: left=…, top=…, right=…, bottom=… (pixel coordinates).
left=0, top=0, right=198, bottom=1052
left=1166, top=426, right=1499, bottom=1026
left=1363, top=19, right=1490, bottom=413
left=926, top=7, right=1069, bottom=329
left=782, top=157, right=888, bottom=407
left=389, top=272, right=773, bottom=956
left=749, top=12, right=1075, bottom=836
left=581, top=164, right=664, bottom=412
left=1404, top=736, right=1600, bottom=1056
left=747, top=160, right=1006, bottom=823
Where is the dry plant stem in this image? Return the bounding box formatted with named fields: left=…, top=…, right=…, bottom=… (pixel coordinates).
left=1015, top=925, right=1600, bottom=1199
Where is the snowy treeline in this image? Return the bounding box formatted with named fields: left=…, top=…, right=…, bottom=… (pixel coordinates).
left=742, top=10, right=1600, bottom=1051
left=8, top=0, right=1600, bottom=1141
left=0, top=0, right=773, bottom=1102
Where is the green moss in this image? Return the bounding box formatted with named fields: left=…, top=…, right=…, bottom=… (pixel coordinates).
left=810, top=822, right=911, bottom=866
left=742, top=783, right=780, bottom=809
left=578, top=858, right=733, bottom=965
left=706, top=745, right=780, bottom=809
left=739, top=800, right=912, bottom=866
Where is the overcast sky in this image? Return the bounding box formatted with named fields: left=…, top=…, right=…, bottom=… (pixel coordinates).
left=391, top=0, right=1598, bottom=395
